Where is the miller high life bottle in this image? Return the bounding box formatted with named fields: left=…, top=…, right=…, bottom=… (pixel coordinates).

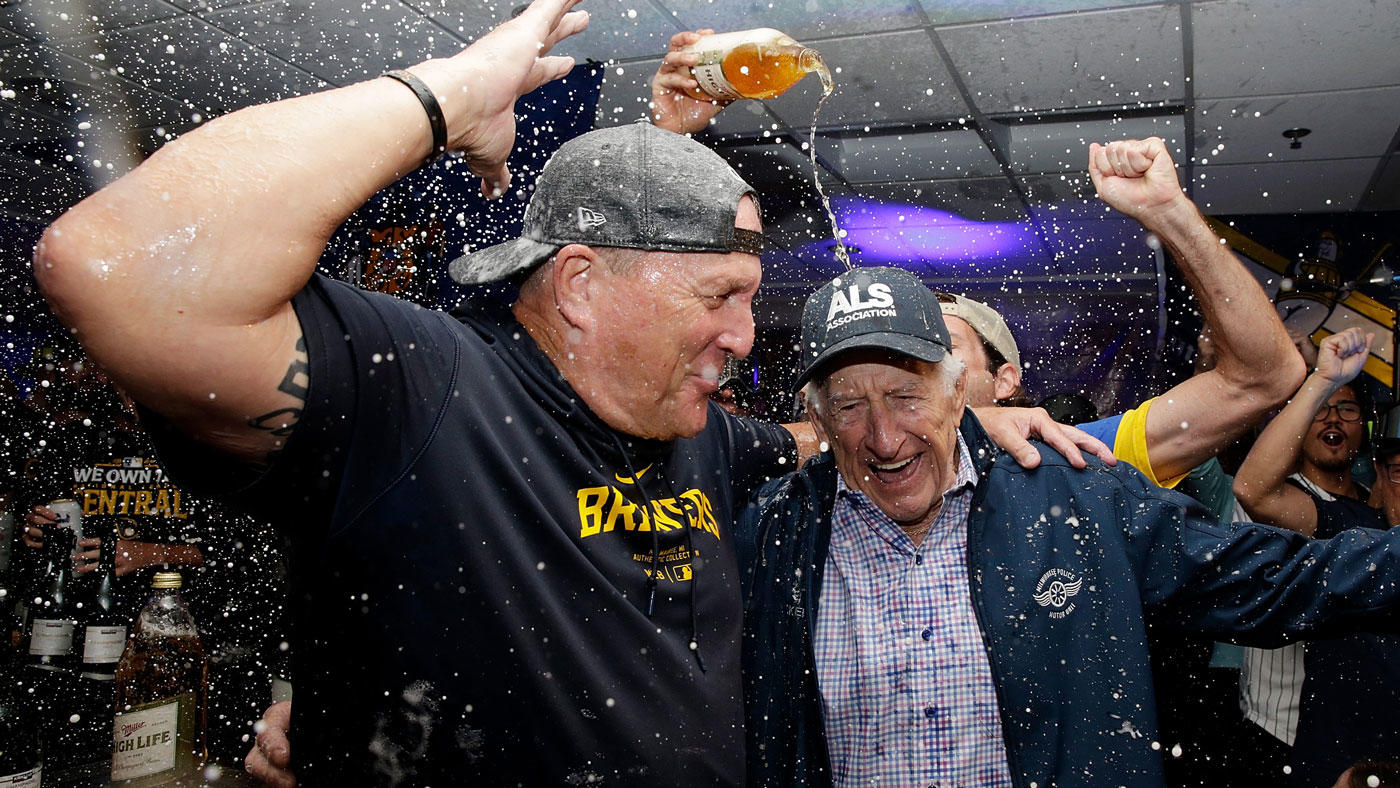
left=681, top=28, right=831, bottom=101
left=111, top=572, right=207, bottom=786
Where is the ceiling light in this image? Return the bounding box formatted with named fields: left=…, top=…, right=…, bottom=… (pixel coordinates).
left=1282, top=127, right=1311, bottom=150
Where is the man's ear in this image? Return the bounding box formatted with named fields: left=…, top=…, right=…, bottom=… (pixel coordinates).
left=992, top=362, right=1022, bottom=402
left=805, top=398, right=831, bottom=448
left=551, top=244, right=600, bottom=330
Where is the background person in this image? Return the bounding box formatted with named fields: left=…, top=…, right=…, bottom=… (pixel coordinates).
left=1234, top=327, right=1400, bottom=787
left=939, top=138, right=1303, bottom=489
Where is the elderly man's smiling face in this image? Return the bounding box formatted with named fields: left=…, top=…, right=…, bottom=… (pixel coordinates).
left=808, top=350, right=967, bottom=531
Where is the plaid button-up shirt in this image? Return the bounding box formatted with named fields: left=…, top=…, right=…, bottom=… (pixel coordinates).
left=814, top=434, right=1012, bottom=787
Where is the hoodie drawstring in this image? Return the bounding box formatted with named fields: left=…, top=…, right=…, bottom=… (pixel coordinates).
left=610, top=434, right=706, bottom=672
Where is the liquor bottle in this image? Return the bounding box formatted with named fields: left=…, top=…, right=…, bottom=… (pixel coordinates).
left=111, top=572, right=207, bottom=786
left=77, top=534, right=127, bottom=681
left=24, top=523, right=77, bottom=671
left=0, top=644, right=43, bottom=787
left=681, top=28, right=831, bottom=101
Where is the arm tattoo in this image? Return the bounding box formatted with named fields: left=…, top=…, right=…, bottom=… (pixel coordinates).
left=248, top=335, right=308, bottom=465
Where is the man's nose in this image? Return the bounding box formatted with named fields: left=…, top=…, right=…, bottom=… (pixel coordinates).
left=719, top=304, right=755, bottom=358
left=866, top=405, right=904, bottom=457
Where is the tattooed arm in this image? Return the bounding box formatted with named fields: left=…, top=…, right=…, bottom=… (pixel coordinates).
left=32, top=0, right=587, bottom=466
left=243, top=336, right=310, bottom=468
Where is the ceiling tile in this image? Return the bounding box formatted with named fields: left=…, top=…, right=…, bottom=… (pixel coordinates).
left=1193, top=0, right=1400, bottom=99
left=0, top=42, right=193, bottom=131
left=1194, top=158, right=1383, bottom=214
left=592, top=57, right=658, bottom=128
left=1019, top=171, right=1102, bottom=215
left=834, top=127, right=1001, bottom=182
left=168, top=0, right=251, bottom=12
left=0, top=103, right=70, bottom=143
left=0, top=151, right=90, bottom=220
left=660, top=0, right=926, bottom=40
left=49, top=15, right=326, bottom=116
left=0, top=0, right=180, bottom=41
left=0, top=24, right=28, bottom=47
left=1007, top=113, right=1185, bottom=175
left=204, top=0, right=459, bottom=85
left=767, top=29, right=969, bottom=130
left=1361, top=154, right=1400, bottom=212
left=852, top=176, right=1026, bottom=222
left=423, top=0, right=681, bottom=62
left=920, top=0, right=1164, bottom=26
left=939, top=5, right=1183, bottom=115
left=1194, top=87, right=1400, bottom=165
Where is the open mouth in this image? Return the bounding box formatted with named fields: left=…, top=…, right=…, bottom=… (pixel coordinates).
left=1319, top=429, right=1346, bottom=448
left=868, top=454, right=919, bottom=484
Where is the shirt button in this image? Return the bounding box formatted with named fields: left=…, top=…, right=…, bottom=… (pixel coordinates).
left=921, top=628, right=932, bottom=641
left=924, top=706, right=936, bottom=719
left=915, top=554, right=923, bottom=565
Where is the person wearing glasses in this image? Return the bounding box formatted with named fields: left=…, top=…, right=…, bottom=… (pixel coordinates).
left=1233, top=325, right=1400, bottom=786
left=1234, top=326, right=1379, bottom=537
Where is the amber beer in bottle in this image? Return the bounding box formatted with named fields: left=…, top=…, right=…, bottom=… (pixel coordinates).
left=682, top=28, right=831, bottom=101
left=111, top=572, right=207, bottom=786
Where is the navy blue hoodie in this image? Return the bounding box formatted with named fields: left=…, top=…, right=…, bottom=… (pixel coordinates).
left=148, top=274, right=795, bottom=786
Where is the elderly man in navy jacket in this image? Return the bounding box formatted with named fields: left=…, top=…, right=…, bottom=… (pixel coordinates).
left=736, top=265, right=1400, bottom=788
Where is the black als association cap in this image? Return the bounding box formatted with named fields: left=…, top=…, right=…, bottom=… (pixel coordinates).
left=794, top=266, right=952, bottom=390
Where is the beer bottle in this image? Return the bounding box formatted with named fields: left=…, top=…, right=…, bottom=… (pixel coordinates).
left=24, top=523, right=78, bottom=671
left=682, top=28, right=831, bottom=101
left=77, top=534, right=126, bottom=681
left=111, top=572, right=207, bottom=786
left=0, top=642, right=43, bottom=787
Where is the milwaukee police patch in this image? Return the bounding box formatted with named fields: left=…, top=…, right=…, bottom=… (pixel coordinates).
left=1033, top=568, right=1083, bottom=619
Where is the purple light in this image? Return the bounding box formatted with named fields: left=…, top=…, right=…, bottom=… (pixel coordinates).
left=793, top=196, right=1040, bottom=267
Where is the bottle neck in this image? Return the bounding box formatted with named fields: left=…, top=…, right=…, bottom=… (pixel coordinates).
left=93, top=535, right=118, bottom=604
left=42, top=525, right=76, bottom=583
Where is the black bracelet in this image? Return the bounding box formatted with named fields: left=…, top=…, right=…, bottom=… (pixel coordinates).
left=383, top=69, right=447, bottom=167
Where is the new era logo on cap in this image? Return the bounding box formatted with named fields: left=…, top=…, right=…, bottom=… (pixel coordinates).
left=577, top=206, right=607, bottom=231
left=794, top=266, right=952, bottom=390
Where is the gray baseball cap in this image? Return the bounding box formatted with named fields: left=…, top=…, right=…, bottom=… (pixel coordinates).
left=795, top=266, right=952, bottom=390
left=449, top=123, right=762, bottom=285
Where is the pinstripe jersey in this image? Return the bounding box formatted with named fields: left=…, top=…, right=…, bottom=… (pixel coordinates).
left=1238, top=476, right=1327, bottom=745
left=813, top=434, right=1012, bottom=787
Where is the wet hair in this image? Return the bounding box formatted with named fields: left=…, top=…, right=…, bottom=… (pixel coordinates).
left=985, top=338, right=1033, bottom=408
left=1331, top=382, right=1375, bottom=454
left=945, top=300, right=1032, bottom=407
left=1336, top=381, right=1374, bottom=422
left=595, top=246, right=646, bottom=276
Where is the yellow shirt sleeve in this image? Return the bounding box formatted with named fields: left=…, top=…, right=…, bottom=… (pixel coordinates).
left=1112, top=397, right=1187, bottom=489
